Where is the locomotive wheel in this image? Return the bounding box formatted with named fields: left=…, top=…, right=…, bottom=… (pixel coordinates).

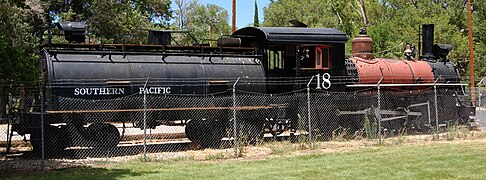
left=30, top=125, right=69, bottom=156
left=86, top=123, right=120, bottom=148
left=185, top=120, right=200, bottom=143
left=201, top=120, right=225, bottom=148
left=185, top=119, right=225, bottom=148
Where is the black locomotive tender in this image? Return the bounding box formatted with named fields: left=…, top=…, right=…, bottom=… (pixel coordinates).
left=13, top=22, right=474, bottom=152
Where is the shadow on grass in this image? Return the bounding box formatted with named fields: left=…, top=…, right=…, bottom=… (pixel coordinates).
left=9, top=166, right=149, bottom=180
left=5, top=141, right=191, bottom=160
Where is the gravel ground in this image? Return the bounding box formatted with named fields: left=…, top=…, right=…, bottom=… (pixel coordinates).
left=475, top=108, right=486, bottom=129
left=0, top=123, right=185, bottom=142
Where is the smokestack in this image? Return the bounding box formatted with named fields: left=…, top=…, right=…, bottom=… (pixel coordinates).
left=422, top=24, right=434, bottom=60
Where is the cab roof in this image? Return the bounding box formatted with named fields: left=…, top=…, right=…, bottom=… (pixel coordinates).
left=232, top=27, right=349, bottom=45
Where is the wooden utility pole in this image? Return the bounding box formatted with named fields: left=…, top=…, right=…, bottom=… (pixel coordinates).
left=232, top=0, right=236, bottom=32
left=468, top=0, right=476, bottom=106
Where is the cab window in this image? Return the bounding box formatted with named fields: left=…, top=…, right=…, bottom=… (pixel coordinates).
left=315, top=46, right=330, bottom=70
left=265, top=49, right=284, bottom=70
left=301, top=45, right=330, bottom=70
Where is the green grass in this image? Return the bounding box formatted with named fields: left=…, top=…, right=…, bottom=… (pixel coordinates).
left=12, top=140, right=486, bottom=179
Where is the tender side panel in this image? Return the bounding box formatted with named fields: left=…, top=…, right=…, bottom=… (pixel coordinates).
left=48, top=54, right=132, bottom=80
left=45, top=52, right=265, bottom=97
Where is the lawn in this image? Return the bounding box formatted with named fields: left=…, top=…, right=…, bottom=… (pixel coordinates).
left=11, top=139, right=486, bottom=179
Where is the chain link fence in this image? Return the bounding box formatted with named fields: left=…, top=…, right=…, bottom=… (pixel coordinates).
left=0, top=80, right=479, bottom=172
left=474, top=84, right=486, bottom=129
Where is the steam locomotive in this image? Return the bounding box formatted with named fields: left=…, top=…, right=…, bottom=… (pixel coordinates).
left=11, top=22, right=474, bottom=152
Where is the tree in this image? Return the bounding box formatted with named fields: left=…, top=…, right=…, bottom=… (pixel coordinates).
left=472, top=0, right=486, bottom=80
left=263, top=0, right=359, bottom=34
left=0, top=0, right=42, bottom=115
left=42, top=0, right=93, bottom=22
left=171, top=1, right=231, bottom=45
left=41, top=0, right=172, bottom=43
left=0, top=0, right=40, bottom=83
left=136, top=0, right=172, bottom=26
left=254, top=0, right=260, bottom=27
left=263, top=0, right=361, bottom=55
left=173, top=0, right=199, bottom=29
left=89, top=0, right=151, bottom=43
left=43, top=0, right=171, bottom=24
left=263, top=0, right=308, bottom=27
left=185, top=3, right=231, bottom=44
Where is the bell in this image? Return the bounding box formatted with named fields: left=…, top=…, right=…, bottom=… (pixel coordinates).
left=404, top=43, right=414, bottom=60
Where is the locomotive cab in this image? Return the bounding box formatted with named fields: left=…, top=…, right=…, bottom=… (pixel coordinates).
left=232, top=27, right=348, bottom=93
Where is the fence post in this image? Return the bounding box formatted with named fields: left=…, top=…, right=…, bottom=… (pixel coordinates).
left=477, top=86, right=483, bottom=109
left=434, top=76, right=441, bottom=137
left=477, top=78, right=485, bottom=109
left=427, top=100, right=431, bottom=126
left=6, top=92, right=12, bottom=154
left=232, top=77, right=240, bottom=158
left=143, top=78, right=149, bottom=161
left=478, top=86, right=481, bottom=109
left=40, top=83, right=45, bottom=171
left=306, top=76, right=315, bottom=149
left=0, top=86, right=3, bottom=119
left=377, top=76, right=383, bottom=143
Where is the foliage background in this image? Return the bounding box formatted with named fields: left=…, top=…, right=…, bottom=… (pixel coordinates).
left=264, top=0, right=484, bottom=81
left=1, top=0, right=485, bottom=83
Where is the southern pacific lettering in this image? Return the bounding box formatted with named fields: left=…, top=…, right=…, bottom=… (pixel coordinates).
left=73, top=87, right=172, bottom=96
left=139, top=87, right=171, bottom=94
left=74, top=87, right=125, bottom=96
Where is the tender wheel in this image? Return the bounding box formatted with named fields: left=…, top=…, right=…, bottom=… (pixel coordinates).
left=185, top=120, right=202, bottom=144
left=86, top=123, right=120, bottom=148
left=30, top=125, right=69, bottom=156
left=185, top=119, right=225, bottom=148
left=201, top=120, right=225, bottom=148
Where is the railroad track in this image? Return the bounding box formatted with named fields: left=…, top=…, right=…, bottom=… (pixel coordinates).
left=0, top=132, right=193, bottom=158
